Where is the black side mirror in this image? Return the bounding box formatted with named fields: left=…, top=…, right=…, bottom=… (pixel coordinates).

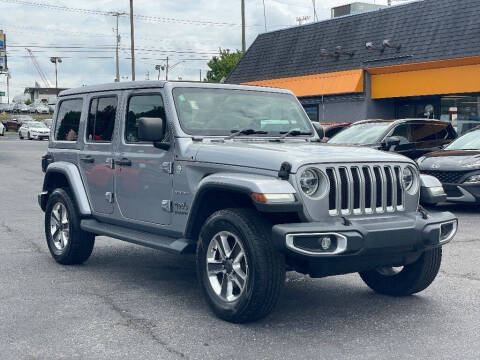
left=311, top=122, right=325, bottom=141
left=383, top=136, right=401, bottom=150
left=138, top=117, right=169, bottom=150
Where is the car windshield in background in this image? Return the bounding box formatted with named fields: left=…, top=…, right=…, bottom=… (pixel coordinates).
left=28, top=122, right=48, bottom=128
left=18, top=115, right=34, bottom=121
left=446, top=129, right=480, bottom=150
left=328, top=122, right=392, bottom=145
left=173, top=88, right=312, bottom=136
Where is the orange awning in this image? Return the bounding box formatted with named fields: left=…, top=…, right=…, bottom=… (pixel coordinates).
left=243, top=69, right=364, bottom=97
left=369, top=59, right=480, bottom=99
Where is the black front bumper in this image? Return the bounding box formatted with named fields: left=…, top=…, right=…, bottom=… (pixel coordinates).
left=444, top=183, right=480, bottom=203
left=272, top=211, right=457, bottom=278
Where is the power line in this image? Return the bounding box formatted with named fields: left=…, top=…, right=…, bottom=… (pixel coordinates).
left=0, top=0, right=270, bottom=27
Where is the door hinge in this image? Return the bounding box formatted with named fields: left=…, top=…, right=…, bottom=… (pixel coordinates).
left=161, top=200, right=172, bottom=212
left=162, top=162, right=174, bottom=174
left=105, top=192, right=114, bottom=203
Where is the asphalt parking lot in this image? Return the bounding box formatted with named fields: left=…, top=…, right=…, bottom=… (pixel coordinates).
left=1, top=136, right=479, bottom=360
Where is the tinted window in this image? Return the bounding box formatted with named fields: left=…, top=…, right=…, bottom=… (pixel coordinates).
left=126, top=94, right=165, bottom=142
left=391, top=124, right=413, bottom=144
left=55, top=99, right=83, bottom=141
left=86, top=96, right=117, bottom=142
left=411, top=123, right=454, bottom=142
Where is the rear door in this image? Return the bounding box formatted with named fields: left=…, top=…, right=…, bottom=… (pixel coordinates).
left=114, top=90, right=173, bottom=225
left=78, top=94, right=118, bottom=215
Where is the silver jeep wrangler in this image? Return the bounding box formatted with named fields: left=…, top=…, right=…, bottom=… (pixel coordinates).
left=39, top=81, right=457, bottom=323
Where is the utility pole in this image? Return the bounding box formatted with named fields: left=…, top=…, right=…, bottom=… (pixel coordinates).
left=312, top=0, right=318, bottom=21
left=50, top=57, right=62, bottom=89
left=262, top=0, right=267, bottom=32
left=165, top=56, right=169, bottom=80
left=241, top=0, right=246, bottom=53
left=111, top=12, right=126, bottom=82
left=199, top=69, right=202, bottom=82
left=129, top=0, right=135, bottom=81
left=6, top=71, right=10, bottom=104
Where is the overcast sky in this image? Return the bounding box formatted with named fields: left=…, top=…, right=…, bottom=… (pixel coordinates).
left=0, top=0, right=414, bottom=100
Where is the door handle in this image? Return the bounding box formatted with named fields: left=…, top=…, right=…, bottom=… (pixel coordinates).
left=80, top=156, right=94, bottom=163
left=115, top=158, right=132, bottom=166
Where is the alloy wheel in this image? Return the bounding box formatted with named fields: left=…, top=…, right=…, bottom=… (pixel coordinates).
left=206, top=231, right=248, bottom=302
left=50, top=202, right=70, bottom=251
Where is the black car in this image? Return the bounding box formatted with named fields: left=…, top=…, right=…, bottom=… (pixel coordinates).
left=327, top=119, right=457, bottom=160
left=418, top=127, right=480, bottom=204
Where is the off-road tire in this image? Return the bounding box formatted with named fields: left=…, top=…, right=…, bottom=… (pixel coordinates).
left=359, top=247, right=442, bottom=296
left=27, top=132, right=31, bottom=140
left=45, top=188, right=95, bottom=265
left=19, top=132, right=23, bottom=139
left=197, top=208, right=285, bottom=323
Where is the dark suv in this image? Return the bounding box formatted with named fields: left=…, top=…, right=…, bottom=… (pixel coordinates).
left=328, top=119, right=457, bottom=159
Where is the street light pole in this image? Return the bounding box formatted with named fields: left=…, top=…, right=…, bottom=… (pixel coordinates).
left=50, top=57, right=62, bottom=89
left=111, top=12, right=126, bottom=82
left=241, top=0, right=246, bottom=53
left=129, top=0, right=136, bottom=81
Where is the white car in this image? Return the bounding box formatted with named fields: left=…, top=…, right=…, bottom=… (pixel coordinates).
left=0, top=122, right=5, bottom=136
left=19, top=121, right=51, bottom=140
left=35, top=104, right=50, bottom=114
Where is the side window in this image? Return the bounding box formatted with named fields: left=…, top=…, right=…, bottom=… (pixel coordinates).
left=55, top=99, right=83, bottom=141
left=411, top=123, right=449, bottom=142
left=390, top=124, right=413, bottom=145
left=126, top=94, right=165, bottom=143
left=86, top=96, right=117, bottom=142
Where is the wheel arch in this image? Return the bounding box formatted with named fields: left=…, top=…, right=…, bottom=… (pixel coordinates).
left=41, top=162, right=91, bottom=215
left=184, top=173, right=300, bottom=241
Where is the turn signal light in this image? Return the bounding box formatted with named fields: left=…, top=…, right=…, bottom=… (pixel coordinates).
left=252, top=193, right=295, bottom=204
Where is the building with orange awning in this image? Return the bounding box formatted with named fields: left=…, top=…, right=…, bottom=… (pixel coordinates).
left=226, top=0, right=480, bottom=136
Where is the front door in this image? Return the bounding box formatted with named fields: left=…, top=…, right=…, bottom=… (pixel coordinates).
left=114, top=91, right=173, bottom=225
left=78, top=94, right=118, bottom=214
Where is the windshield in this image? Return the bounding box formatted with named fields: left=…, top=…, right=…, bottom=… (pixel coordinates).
left=328, top=122, right=392, bottom=145
left=446, top=129, right=480, bottom=150
left=28, top=122, right=48, bottom=128
left=18, top=116, right=34, bottom=121
left=173, top=88, right=313, bottom=136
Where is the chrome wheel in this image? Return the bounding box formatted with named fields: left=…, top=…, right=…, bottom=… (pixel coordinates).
left=377, top=266, right=404, bottom=276
left=50, top=202, right=70, bottom=251
left=206, top=231, right=248, bottom=302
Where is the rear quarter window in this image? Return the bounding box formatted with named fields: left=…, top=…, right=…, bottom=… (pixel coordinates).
left=55, top=98, right=83, bottom=141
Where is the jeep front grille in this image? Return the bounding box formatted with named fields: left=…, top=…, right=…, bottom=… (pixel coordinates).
left=326, top=165, right=404, bottom=216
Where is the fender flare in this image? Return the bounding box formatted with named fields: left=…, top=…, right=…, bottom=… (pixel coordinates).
left=42, top=161, right=92, bottom=215
left=184, top=173, right=299, bottom=238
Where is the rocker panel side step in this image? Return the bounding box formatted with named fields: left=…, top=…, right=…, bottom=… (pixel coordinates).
left=80, top=219, right=195, bottom=254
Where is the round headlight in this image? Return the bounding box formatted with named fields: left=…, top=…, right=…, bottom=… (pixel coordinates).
left=402, top=167, right=416, bottom=193
left=300, top=169, right=319, bottom=196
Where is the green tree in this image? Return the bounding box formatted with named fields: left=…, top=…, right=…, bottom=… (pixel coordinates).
left=25, top=99, right=32, bottom=105
left=205, top=49, right=243, bottom=82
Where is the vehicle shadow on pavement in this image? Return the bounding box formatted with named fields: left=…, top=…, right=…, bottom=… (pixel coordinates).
left=425, top=203, right=479, bottom=214
left=70, top=240, right=437, bottom=331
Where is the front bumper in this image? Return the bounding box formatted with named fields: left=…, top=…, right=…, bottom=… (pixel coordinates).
left=444, top=183, right=480, bottom=203
left=272, top=211, right=457, bottom=278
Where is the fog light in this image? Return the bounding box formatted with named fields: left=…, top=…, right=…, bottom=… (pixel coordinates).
left=320, top=236, right=332, bottom=250
left=439, top=220, right=457, bottom=244
left=285, top=232, right=348, bottom=256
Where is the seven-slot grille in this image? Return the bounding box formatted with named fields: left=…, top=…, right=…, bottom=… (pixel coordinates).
left=325, top=165, right=405, bottom=216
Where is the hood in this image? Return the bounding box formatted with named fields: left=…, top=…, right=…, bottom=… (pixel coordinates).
left=194, top=140, right=412, bottom=172
left=419, top=150, right=480, bottom=171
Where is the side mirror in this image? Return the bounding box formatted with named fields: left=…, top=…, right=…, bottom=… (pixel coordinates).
left=311, top=122, right=325, bottom=140
left=138, top=117, right=169, bottom=150
left=383, top=136, right=401, bottom=150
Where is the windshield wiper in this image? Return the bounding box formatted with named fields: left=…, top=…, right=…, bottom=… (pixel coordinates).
left=272, top=129, right=312, bottom=141
left=225, top=128, right=268, bottom=140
